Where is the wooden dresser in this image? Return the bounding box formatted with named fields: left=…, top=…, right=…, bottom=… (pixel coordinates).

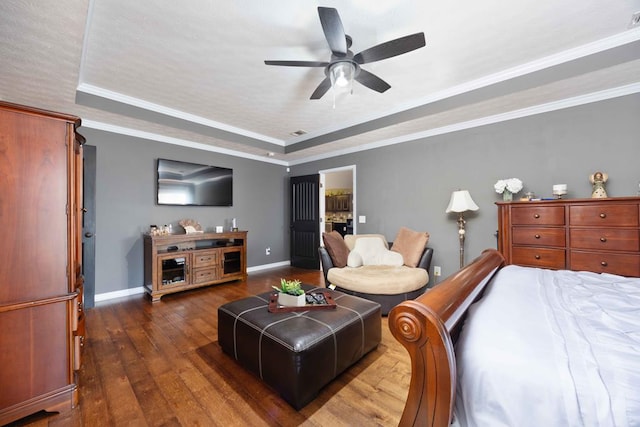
left=497, top=197, right=640, bottom=277
left=0, top=102, right=85, bottom=424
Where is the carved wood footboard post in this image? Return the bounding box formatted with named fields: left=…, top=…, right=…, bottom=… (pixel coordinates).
left=389, top=249, right=505, bottom=427
left=389, top=302, right=456, bottom=427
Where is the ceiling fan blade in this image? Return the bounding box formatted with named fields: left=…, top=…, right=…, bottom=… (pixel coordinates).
left=318, top=7, right=347, bottom=56
left=264, top=60, right=329, bottom=67
left=353, top=32, right=426, bottom=64
left=310, top=77, right=332, bottom=99
left=355, top=69, right=391, bottom=93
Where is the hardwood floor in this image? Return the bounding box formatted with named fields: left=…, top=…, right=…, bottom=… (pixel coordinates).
left=8, top=267, right=411, bottom=427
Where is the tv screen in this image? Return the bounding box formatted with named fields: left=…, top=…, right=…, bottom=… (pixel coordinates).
left=156, top=158, right=233, bottom=206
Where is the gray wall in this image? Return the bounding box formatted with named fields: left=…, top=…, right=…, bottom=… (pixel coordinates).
left=81, top=129, right=289, bottom=294
left=82, top=94, right=639, bottom=295
left=291, top=94, right=640, bottom=283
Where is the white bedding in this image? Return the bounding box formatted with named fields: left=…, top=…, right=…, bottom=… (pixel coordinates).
left=452, top=265, right=640, bottom=427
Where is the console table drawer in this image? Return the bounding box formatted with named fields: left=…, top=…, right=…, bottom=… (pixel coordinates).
left=511, top=206, right=565, bottom=226
left=569, top=251, right=640, bottom=277
left=511, top=247, right=565, bottom=269
left=569, top=204, right=638, bottom=227
left=193, top=250, right=218, bottom=268
left=570, top=229, right=639, bottom=251
left=512, top=227, right=565, bottom=247
left=192, top=267, right=219, bottom=284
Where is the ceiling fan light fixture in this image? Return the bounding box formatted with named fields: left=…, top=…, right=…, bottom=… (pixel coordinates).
left=329, top=61, right=355, bottom=91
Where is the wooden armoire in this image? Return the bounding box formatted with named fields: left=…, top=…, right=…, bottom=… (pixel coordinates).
left=0, top=101, right=85, bottom=424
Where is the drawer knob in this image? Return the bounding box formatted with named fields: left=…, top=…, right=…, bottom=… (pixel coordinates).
left=533, top=214, right=540, bottom=219
left=601, top=261, right=608, bottom=267
left=535, top=255, right=541, bottom=260
left=534, top=234, right=541, bottom=239
left=600, top=237, right=607, bottom=242
left=599, top=213, right=606, bottom=219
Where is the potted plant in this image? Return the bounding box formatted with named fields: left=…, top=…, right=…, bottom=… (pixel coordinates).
left=272, top=278, right=306, bottom=307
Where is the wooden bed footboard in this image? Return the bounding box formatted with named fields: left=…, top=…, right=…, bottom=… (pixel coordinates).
left=389, top=249, right=505, bottom=427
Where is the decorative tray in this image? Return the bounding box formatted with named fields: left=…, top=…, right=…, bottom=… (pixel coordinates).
left=268, top=291, right=337, bottom=313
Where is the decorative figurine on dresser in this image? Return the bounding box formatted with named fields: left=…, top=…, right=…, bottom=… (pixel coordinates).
left=0, top=101, right=85, bottom=425
left=589, top=171, right=608, bottom=198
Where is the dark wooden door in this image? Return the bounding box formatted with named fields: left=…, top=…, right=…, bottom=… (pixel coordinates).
left=290, top=174, right=320, bottom=269
left=82, top=145, right=96, bottom=308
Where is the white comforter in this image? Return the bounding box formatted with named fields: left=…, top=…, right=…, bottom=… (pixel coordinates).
left=453, top=265, right=640, bottom=427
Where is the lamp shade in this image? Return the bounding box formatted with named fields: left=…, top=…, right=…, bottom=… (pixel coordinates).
left=445, top=190, right=479, bottom=213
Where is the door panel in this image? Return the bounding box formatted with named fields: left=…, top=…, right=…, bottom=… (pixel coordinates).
left=82, top=145, right=96, bottom=308
left=290, top=175, right=320, bottom=269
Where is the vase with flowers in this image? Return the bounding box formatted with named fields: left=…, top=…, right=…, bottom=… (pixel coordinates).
left=494, top=178, right=523, bottom=201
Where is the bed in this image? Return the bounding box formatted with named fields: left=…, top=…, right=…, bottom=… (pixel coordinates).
left=389, top=248, right=640, bottom=426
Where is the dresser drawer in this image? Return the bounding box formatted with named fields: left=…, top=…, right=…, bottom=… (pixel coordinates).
left=192, top=267, right=219, bottom=284
left=511, top=206, right=565, bottom=225
left=569, top=204, right=638, bottom=227
left=569, top=250, right=640, bottom=277
left=193, top=250, right=218, bottom=268
left=570, top=229, right=639, bottom=251
left=512, top=227, right=565, bottom=247
left=512, top=247, right=565, bottom=269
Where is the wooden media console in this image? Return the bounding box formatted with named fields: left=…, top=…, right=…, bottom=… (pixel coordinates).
left=143, top=231, right=247, bottom=301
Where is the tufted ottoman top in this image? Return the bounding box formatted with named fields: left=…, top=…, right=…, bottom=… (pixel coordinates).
left=218, top=285, right=380, bottom=352
left=217, top=284, right=381, bottom=409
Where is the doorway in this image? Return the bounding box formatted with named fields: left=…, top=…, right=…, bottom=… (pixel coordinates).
left=320, top=166, right=356, bottom=239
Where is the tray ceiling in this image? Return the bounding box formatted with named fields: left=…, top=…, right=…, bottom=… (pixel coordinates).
left=1, top=0, right=639, bottom=164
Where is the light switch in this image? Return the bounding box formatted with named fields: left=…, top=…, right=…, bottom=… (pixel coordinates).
left=358, top=215, right=366, bottom=224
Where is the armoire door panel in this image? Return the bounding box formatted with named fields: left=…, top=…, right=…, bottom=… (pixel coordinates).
left=0, top=302, right=69, bottom=409
left=0, top=110, right=69, bottom=304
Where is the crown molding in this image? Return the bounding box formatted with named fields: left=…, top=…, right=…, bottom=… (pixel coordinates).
left=80, top=119, right=288, bottom=165
left=288, top=82, right=640, bottom=165
left=77, top=83, right=284, bottom=146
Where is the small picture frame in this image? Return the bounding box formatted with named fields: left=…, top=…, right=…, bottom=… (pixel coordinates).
left=215, top=226, right=224, bottom=233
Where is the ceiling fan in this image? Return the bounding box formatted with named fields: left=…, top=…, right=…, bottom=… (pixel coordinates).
left=264, top=7, right=426, bottom=100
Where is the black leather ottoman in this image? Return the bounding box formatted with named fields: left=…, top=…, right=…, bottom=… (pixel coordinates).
left=217, top=285, right=381, bottom=409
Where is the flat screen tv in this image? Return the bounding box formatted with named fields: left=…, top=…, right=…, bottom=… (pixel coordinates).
left=156, top=158, right=233, bottom=206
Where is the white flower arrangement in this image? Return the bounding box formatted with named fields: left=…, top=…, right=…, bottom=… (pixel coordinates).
left=494, top=178, right=523, bottom=194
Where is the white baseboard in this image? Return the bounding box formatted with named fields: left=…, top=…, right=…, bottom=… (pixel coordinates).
left=95, top=286, right=145, bottom=302
left=247, top=260, right=291, bottom=272
left=95, top=261, right=293, bottom=302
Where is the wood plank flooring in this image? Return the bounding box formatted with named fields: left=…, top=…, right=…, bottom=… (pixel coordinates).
left=7, top=267, right=411, bottom=426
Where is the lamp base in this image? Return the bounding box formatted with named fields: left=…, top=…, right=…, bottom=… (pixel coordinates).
left=457, top=213, right=466, bottom=269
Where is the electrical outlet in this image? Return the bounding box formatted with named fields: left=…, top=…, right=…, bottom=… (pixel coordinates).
left=265, top=247, right=271, bottom=255
left=434, top=266, right=441, bottom=277
left=358, top=215, right=366, bottom=224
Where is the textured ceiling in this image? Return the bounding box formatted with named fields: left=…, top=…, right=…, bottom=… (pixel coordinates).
left=1, top=0, right=639, bottom=165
